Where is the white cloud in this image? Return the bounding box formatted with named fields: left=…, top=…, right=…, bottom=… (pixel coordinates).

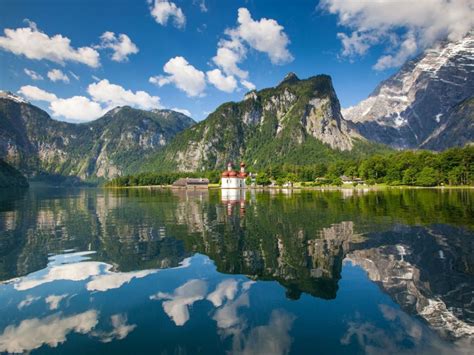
left=241, top=80, right=256, bottom=91
left=50, top=96, right=105, bottom=121
left=171, top=107, right=191, bottom=116
left=151, top=56, right=206, bottom=97
left=0, top=311, right=98, bottom=353
left=18, top=85, right=58, bottom=102
left=88, top=79, right=161, bottom=109
left=206, top=69, right=238, bottom=93
left=230, top=8, right=293, bottom=65
left=320, top=0, right=474, bottom=70
left=0, top=20, right=99, bottom=67
left=374, top=32, right=418, bottom=70
left=98, top=31, right=138, bottom=62
left=24, top=68, right=43, bottom=80
left=47, top=69, right=70, bottom=83
left=211, top=8, right=292, bottom=90
left=212, top=39, right=248, bottom=79
left=150, top=279, right=207, bottom=326
left=149, top=0, right=186, bottom=29
left=18, top=80, right=161, bottom=122
left=45, top=294, right=68, bottom=310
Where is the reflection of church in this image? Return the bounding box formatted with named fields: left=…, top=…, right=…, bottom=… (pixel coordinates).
left=221, top=188, right=246, bottom=216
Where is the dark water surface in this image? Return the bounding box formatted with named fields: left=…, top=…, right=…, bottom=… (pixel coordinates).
left=0, top=187, right=473, bottom=354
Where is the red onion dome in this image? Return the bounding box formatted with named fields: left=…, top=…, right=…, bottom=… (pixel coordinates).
left=229, top=171, right=237, bottom=177
left=222, top=171, right=230, bottom=177
left=238, top=172, right=248, bottom=178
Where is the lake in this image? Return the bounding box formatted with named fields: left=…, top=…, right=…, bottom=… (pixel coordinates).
left=0, top=187, right=473, bottom=354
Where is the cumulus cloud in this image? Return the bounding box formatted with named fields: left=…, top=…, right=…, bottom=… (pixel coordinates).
left=150, top=56, right=206, bottom=97
left=18, top=85, right=58, bottom=102
left=0, top=20, right=99, bottom=67
left=18, top=79, right=162, bottom=122
left=320, top=0, right=474, bottom=70
left=50, top=96, right=105, bottom=121
left=47, top=69, right=70, bottom=83
left=150, top=279, right=208, bottom=326
left=210, top=8, right=292, bottom=91
left=149, top=0, right=186, bottom=29
left=98, top=31, right=138, bottom=62
left=213, top=39, right=248, bottom=79
left=0, top=311, right=98, bottom=353
left=87, top=79, right=161, bottom=110
left=206, top=69, right=238, bottom=93
left=230, top=8, right=293, bottom=65
left=24, top=68, right=43, bottom=80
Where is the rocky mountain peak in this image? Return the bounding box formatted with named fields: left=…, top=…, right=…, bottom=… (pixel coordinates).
left=279, top=72, right=300, bottom=85
left=343, top=33, right=473, bottom=149
left=0, top=91, right=29, bottom=104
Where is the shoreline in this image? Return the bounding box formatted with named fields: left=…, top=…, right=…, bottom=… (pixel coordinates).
left=103, top=184, right=474, bottom=190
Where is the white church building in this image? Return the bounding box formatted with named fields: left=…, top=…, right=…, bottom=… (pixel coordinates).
left=221, top=162, right=247, bottom=189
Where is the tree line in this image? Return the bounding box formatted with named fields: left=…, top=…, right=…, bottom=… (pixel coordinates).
left=106, top=146, right=473, bottom=187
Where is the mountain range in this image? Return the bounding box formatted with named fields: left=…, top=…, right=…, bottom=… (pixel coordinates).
left=0, top=91, right=194, bottom=180
left=0, top=34, right=472, bottom=181
left=343, top=33, right=474, bottom=150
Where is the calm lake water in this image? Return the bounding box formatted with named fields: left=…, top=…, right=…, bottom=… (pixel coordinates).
left=0, top=187, right=473, bottom=354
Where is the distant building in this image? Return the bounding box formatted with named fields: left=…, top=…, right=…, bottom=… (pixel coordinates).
left=221, top=162, right=247, bottom=189
left=340, top=176, right=365, bottom=185
left=173, top=177, right=209, bottom=189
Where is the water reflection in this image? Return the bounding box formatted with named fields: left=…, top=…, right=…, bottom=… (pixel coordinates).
left=0, top=187, right=473, bottom=353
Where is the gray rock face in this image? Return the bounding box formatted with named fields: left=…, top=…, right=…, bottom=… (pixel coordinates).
left=343, top=33, right=474, bottom=150
left=0, top=95, right=195, bottom=179
left=150, top=74, right=362, bottom=172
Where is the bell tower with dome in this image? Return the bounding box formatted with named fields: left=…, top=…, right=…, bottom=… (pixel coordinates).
left=221, top=162, right=247, bottom=189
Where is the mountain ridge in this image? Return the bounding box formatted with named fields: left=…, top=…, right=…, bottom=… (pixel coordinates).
left=0, top=94, right=195, bottom=179
left=343, top=33, right=474, bottom=150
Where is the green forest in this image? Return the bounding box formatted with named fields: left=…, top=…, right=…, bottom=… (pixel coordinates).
left=106, top=146, right=474, bottom=187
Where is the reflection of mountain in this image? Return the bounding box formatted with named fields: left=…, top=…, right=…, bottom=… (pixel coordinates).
left=1, top=188, right=473, bottom=342
left=347, top=224, right=474, bottom=340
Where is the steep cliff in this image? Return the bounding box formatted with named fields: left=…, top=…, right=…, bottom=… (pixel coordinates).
left=142, top=74, right=372, bottom=172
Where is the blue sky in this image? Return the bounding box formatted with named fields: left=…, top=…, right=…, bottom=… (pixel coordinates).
left=1, top=0, right=471, bottom=122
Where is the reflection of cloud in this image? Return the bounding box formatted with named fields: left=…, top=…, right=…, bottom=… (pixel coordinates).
left=14, top=262, right=103, bottom=291
left=234, top=310, right=295, bottom=355
left=341, top=305, right=474, bottom=355
left=213, top=293, right=249, bottom=330
left=45, top=294, right=68, bottom=310
left=150, top=279, right=208, bottom=326
left=87, top=270, right=156, bottom=292
left=207, top=279, right=238, bottom=307
left=18, top=295, right=41, bottom=310
left=91, top=314, right=136, bottom=343
left=0, top=310, right=98, bottom=353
